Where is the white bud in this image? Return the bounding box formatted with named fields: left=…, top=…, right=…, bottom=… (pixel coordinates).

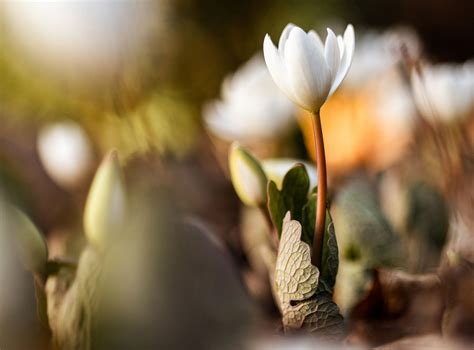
left=229, top=143, right=267, bottom=207
left=84, top=150, right=126, bottom=250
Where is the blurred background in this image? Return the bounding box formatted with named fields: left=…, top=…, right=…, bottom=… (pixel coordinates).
left=0, top=0, right=473, bottom=348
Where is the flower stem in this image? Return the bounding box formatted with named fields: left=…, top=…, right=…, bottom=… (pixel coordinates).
left=311, top=111, right=327, bottom=269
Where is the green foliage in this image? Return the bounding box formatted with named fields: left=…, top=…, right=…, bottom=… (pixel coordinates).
left=268, top=165, right=339, bottom=290
left=302, top=193, right=338, bottom=290
left=267, top=164, right=310, bottom=234
left=406, top=182, right=449, bottom=251
left=402, top=181, right=449, bottom=273
left=275, top=213, right=343, bottom=338
left=320, top=219, right=339, bottom=290
left=332, top=176, right=405, bottom=314
left=333, top=176, right=404, bottom=268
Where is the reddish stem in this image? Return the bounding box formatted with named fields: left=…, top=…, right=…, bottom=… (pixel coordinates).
left=311, top=111, right=327, bottom=269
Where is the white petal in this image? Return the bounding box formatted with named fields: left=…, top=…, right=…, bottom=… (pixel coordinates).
left=279, top=23, right=296, bottom=55
left=324, top=28, right=340, bottom=83
left=329, top=24, right=355, bottom=95
left=308, top=30, right=325, bottom=54
left=337, top=35, right=344, bottom=58
left=284, top=27, right=331, bottom=111
left=263, top=34, right=296, bottom=102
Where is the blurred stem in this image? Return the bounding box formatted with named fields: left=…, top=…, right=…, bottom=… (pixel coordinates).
left=33, top=274, right=50, bottom=330
left=45, top=258, right=78, bottom=278
left=259, top=204, right=279, bottom=249
left=409, top=63, right=453, bottom=179
left=311, top=111, right=326, bottom=269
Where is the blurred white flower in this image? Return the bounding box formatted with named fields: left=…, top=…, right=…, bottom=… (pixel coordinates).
left=204, top=55, right=295, bottom=142
left=412, top=62, right=474, bottom=123
left=263, top=23, right=354, bottom=112
left=372, top=69, right=417, bottom=129
left=3, top=1, right=161, bottom=78
left=344, top=27, right=421, bottom=89
left=37, top=120, right=94, bottom=189
left=344, top=28, right=420, bottom=128
left=334, top=28, right=419, bottom=170
left=262, top=158, right=317, bottom=192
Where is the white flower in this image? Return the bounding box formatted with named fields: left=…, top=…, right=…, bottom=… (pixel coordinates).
left=372, top=70, right=417, bottom=129
left=204, top=55, right=295, bottom=142
left=262, top=158, right=317, bottom=193
left=412, top=62, right=474, bottom=123
left=263, top=23, right=355, bottom=112
left=37, top=121, right=93, bottom=189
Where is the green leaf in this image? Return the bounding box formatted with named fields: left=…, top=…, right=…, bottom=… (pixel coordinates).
left=302, top=194, right=338, bottom=290
left=301, top=192, right=316, bottom=245
left=403, top=182, right=449, bottom=272
left=267, top=164, right=309, bottom=236
left=320, top=217, right=339, bottom=290
left=302, top=292, right=344, bottom=340
left=333, top=176, right=404, bottom=268
left=267, top=180, right=285, bottom=233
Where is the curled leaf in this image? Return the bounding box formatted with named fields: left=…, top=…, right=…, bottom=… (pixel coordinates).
left=275, top=212, right=343, bottom=338
left=275, top=212, right=319, bottom=310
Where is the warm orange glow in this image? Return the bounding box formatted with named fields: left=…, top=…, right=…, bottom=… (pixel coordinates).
left=298, top=80, right=412, bottom=177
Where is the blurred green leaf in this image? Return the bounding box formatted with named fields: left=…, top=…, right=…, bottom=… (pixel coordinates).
left=333, top=176, right=404, bottom=268
left=406, top=182, right=448, bottom=250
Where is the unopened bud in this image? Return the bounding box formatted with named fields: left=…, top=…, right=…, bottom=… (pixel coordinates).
left=84, top=150, right=126, bottom=250
left=228, top=143, right=267, bottom=207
